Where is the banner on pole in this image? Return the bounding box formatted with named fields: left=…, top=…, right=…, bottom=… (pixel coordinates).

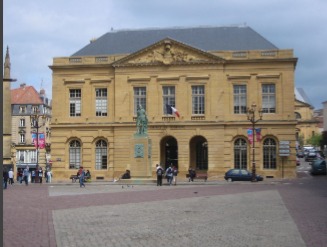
left=247, top=129, right=253, bottom=144
left=32, top=133, right=46, bottom=149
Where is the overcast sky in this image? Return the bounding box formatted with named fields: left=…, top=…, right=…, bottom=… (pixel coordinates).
left=3, top=0, right=327, bottom=109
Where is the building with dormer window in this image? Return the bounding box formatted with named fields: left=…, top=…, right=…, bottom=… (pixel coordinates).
left=11, top=84, right=52, bottom=173
left=50, top=26, right=298, bottom=180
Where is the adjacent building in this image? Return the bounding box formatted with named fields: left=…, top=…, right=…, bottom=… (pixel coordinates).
left=11, top=84, right=52, bottom=173
left=294, top=88, right=320, bottom=146
left=50, top=26, right=298, bottom=180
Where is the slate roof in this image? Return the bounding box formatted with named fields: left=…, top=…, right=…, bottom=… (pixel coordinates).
left=295, top=88, right=313, bottom=107
left=72, top=26, right=278, bottom=57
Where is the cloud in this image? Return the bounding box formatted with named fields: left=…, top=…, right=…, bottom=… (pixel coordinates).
left=4, top=0, right=327, bottom=108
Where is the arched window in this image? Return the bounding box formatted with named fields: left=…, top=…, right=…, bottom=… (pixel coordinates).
left=69, top=140, right=81, bottom=169
left=263, top=138, right=277, bottom=169
left=295, top=112, right=301, bottom=119
left=234, top=138, right=247, bottom=169
left=95, top=140, right=108, bottom=170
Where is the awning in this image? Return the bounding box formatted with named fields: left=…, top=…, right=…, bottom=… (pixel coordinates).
left=16, top=164, right=37, bottom=168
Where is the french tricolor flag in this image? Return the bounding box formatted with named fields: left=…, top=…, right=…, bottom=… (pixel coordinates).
left=166, top=104, right=180, bottom=118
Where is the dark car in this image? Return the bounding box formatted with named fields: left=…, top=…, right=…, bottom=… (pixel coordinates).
left=310, top=159, right=326, bottom=175
left=305, top=150, right=317, bottom=162
left=224, top=169, right=263, bottom=182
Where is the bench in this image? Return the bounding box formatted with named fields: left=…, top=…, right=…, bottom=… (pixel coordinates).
left=70, top=175, right=91, bottom=183
left=186, top=173, right=207, bottom=182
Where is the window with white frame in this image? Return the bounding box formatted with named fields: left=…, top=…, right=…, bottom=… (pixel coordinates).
left=32, top=106, right=38, bottom=113
left=162, top=86, right=176, bottom=115
left=95, top=88, right=108, bottom=116
left=69, top=140, right=81, bottom=169
left=233, top=85, right=247, bottom=114
left=134, top=87, right=146, bottom=114
left=19, top=106, right=26, bottom=114
left=20, top=118, right=26, bottom=127
left=234, top=138, right=247, bottom=169
left=69, top=89, right=81, bottom=117
left=20, top=134, right=25, bottom=143
left=263, top=138, right=277, bottom=169
left=192, top=85, right=205, bottom=115
left=95, top=140, right=108, bottom=170
left=262, top=84, right=276, bottom=113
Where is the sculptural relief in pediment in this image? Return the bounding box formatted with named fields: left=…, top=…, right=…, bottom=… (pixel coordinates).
left=126, top=40, right=221, bottom=65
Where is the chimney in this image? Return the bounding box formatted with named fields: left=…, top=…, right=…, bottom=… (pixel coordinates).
left=20, top=83, right=26, bottom=88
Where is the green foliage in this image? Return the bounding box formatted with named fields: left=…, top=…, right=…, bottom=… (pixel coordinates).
left=307, top=133, right=323, bottom=148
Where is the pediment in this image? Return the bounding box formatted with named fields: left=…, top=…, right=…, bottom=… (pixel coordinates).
left=113, top=38, right=225, bottom=67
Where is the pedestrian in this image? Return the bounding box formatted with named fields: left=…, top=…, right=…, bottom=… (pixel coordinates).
left=156, top=164, right=164, bottom=186
left=8, top=168, right=14, bottom=185
left=3, top=168, right=9, bottom=189
left=79, top=166, right=85, bottom=188
left=47, top=170, right=52, bottom=183
left=172, top=166, right=178, bottom=185
left=17, top=169, right=23, bottom=184
left=38, top=168, right=43, bottom=184
left=31, top=170, right=36, bottom=183
left=188, top=168, right=196, bottom=182
left=23, top=167, right=29, bottom=186
left=165, top=165, right=173, bottom=185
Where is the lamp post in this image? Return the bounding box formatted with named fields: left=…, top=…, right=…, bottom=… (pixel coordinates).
left=30, top=111, right=46, bottom=183
left=246, top=103, right=263, bottom=182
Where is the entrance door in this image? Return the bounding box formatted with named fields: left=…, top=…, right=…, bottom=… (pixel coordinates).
left=189, top=136, right=208, bottom=170
left=160, top=136, right=178, bottom=169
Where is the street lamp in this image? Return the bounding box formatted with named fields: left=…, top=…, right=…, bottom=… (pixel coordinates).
left=246, top=103, right=263, bottom=182
left=30, top=110, right=47, bottom=183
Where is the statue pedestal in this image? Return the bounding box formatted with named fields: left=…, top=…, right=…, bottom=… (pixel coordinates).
left=130, top=134, right=152, bottom=177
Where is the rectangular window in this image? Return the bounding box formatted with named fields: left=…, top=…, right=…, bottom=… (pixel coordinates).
left=69, top=89, right=81, bottom=117
left=95, top=88, right=108, bottom=116
left=192, top=85, right=205, bottom=115
left=19, top=106, right=26, bottom=114
left=262, top=84, right=276, bottom=113
left=20, top=134, right=25, bottom=143
left=20, top=119, right=25, bottom=127
left=233, top=85, right=247, bottom=114
left=162, top=86, right=176, bottom=115
left=134, top=87, right=146, bottom=114
left=32, top=106, right=38, bottom=113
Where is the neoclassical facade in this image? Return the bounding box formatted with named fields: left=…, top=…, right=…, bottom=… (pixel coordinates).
left=50, top=26, right=298, bottom=180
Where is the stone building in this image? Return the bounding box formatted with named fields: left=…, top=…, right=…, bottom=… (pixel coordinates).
left=50, top=26, right=298, bottom=180
left=294, top=88, right=320, bottom=146
left=11, top=84, right=52, bottom=174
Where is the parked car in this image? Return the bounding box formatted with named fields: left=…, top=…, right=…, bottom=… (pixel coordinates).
left=305, top=150, right=317, bottom=162
left=310, top=159, right=326, bottom=175
left=224, top=169, right=263, bottom=182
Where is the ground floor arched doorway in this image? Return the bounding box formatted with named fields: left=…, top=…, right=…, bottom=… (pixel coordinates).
left=189, top=136, right=208, bottom=170
left=160, top=136, right=178, bottom=170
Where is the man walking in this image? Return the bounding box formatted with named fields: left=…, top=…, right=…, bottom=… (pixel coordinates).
left=23, top=167, right=29, bottom=186
left=8, top=168, right=14, bottom=185
left=79, top=166, right=85, bottom=188
left=165, top=165, right=173, bottom=186
left=156, top=164, right=164, bottom=186
left=3, top=168, right=9, bottom=189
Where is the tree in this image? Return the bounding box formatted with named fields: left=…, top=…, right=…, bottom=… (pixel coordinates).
left=307, top=133, right=323, bottom=148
